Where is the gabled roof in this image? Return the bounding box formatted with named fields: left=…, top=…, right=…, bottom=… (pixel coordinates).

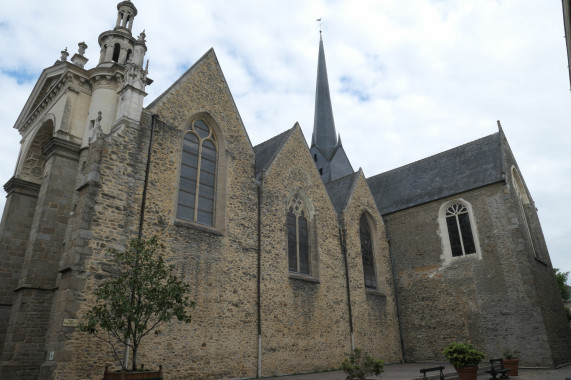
left=253, top=126, right=296, bottom=179
left=146, top=49, right=218, bottom=110
left=13, top=63, right=70, bottom=133
left=146, top=48, right=254, bottom=151
left=367, top=132, right=504, bottom=215
left=324, top=171, right=360, bottom=215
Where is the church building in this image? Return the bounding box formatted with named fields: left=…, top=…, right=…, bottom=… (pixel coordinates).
left=1, top=2, right=570, bottom=379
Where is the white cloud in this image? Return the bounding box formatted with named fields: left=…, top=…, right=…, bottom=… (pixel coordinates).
left=0, top=0, right=570, bottom=276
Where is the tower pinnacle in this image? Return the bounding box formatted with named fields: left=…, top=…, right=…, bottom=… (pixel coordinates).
left=97, top=1, right=146, bottom=67
left=311, top=33, right=338, bottom=157
left=309, top=33, right=354, bottom=182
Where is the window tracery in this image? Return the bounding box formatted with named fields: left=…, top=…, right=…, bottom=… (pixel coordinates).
left=445, top=203, right=476, bottom=257
left=287, top=194, right=310, bottom=275
left=177, top=119, right=217, bottom=227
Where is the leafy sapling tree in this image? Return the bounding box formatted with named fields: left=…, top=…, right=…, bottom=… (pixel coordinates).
left=341, top=348, right=384, bottom=380
left=554, top=268, right=570, bottom=301
left=81, top=236, right=194, bottom=371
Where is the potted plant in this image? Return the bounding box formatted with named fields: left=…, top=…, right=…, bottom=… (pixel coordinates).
left=341, top=348, right=384, bottom=380
left=81, top=236, right=195, bottom=379
left=443, top=342, right=485, bottom=380
left=502, top=348, right=520, bottom=376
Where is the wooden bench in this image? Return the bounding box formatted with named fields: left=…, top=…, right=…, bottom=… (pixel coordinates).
left=485, top=358, right=510, bottom=379
left=420, top=366, right=445, bottom=380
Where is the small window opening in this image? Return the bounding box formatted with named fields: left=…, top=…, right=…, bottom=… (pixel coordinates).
left=126, top=49, right=132, bottom=63
left=112, top=43, right=121, bottom=62
left=319, top=168, right=323, bottom=175
left=313, top=154, right=317, bottom=162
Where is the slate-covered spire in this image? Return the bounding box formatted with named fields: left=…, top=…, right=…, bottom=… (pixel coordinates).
left=309, top=33, right=354, bottom=183
left=311, top=34, right=338, bottom=157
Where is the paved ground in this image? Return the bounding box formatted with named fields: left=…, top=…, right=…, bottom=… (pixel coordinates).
left=266, top=362, right=571, bottom=380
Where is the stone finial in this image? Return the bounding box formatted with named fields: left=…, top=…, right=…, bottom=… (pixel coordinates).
left=71, top=43, right=89, bottom=68
left=78, top=42, right=88, bottom=55
left=60, top=48, right=69, bottom=61
left=138, top=30, right=146, bottom=42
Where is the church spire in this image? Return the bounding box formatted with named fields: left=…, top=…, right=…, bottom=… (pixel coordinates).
left=309, top=32, right=354, bottom=183
left=311, top=34, right=338, bottom=157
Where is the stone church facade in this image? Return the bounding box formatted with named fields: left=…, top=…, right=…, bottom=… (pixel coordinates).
left=0, top=2, right=570, bottom=379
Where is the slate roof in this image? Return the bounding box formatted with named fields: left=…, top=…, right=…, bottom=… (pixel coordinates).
left=253, top=127, right=295, bottom=179
left=324, top=171, right=360, bottom=215
left=367, top=132, right=504, bottom=215
left=311, top=35, right=338, bottom=157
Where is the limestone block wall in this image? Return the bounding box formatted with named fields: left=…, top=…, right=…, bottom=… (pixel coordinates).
left=0, top=179, right=40, bottom=349
left=501, top=133, right=571, bottom=366
left=385, top=180, right=571, bottom=366
left=340, top=174, right=402, bottom=363
left=45, top=118, right=152, bottom=380
left=258, top=127, right=352, bottom=375
left=144, top=52, right=259, bottom=380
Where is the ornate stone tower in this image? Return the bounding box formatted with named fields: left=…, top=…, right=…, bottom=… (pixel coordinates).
left=0, top=2, right=150, bottom=379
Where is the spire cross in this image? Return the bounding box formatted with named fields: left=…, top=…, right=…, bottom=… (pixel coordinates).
left=316, top=18, right=323, bottom=34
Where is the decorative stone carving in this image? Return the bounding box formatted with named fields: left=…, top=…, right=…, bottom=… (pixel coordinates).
left=60, top=48, right=69, bottom=61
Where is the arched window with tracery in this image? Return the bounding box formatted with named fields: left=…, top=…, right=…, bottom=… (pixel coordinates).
left=360, top=214, right=377, bottom=289
left=177, top=119, right=217, bottom=226
left=445, top=203, right=476, bottom=257
left=287, top=194, right=310, bottom=275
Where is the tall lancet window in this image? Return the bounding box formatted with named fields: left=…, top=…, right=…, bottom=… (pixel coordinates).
left=177, top=120, right=217, bottom=226
left=445, top=203, right=476, bottom=257
left=287, top=194, right=310, bottom=275
left=360, top=214, right=377, bottom=290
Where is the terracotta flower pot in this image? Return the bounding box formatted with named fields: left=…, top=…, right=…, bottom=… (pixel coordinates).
left=503, top=358, right=519, bottom=376
left=455, top=365, right=479, bottom=380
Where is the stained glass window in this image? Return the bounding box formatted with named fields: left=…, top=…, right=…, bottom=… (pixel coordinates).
left=287, top=195, right=311, bottom=275
left=177, top=120, right=217, bottom=226
left=360, top=214, right=377, bottom=289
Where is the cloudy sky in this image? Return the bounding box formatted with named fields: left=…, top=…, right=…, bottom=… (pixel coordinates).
left=1, top=1, right=570, bottom=275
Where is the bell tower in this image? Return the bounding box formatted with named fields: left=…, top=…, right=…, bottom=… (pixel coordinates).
left=0, top=2, right=151, bottom=379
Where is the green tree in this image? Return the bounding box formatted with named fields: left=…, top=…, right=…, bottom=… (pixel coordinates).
left=341, top=348, right=384, bottom=380
left=554, top=268, right=570, bottom=301
left=81, top=236, right=194, bottom=371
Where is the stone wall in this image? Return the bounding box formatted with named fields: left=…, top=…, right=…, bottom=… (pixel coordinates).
left=258, top=126, right=351, bottom=375
left=340, top=173, right=402, bottom=362
left=500, top=132, right=571, bottom=366
left=385, top=170, right=571, bottom=366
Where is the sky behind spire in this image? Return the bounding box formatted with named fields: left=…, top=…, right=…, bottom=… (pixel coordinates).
left=312, top=34, right=338, bottom=155
left=0, top=0, right=570, bottom=276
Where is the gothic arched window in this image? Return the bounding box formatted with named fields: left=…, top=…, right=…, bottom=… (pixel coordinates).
left=287, top=194, right=310, bottom=275
left=445, top=203, right=476, bottom=257
left=177, top=119, right=217, bottom=227
left=360, top=214, right=377, bottom=289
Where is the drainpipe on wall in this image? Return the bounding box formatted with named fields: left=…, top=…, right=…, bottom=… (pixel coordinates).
left=387, top=236, right=406, bottom=362
left=138, top=113, right=158, bottom=240
left=124, top=113, right=158, bottom=370
left=256, top=172, right=264, bottom=378
left=339, top=224, right=355, bottom=351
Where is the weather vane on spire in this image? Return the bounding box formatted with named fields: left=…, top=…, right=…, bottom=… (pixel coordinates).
left=316, top=17, right=323, bottom=34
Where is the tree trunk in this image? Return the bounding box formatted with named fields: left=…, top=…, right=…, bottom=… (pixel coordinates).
left=132, top=344, right=138, bottom=371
